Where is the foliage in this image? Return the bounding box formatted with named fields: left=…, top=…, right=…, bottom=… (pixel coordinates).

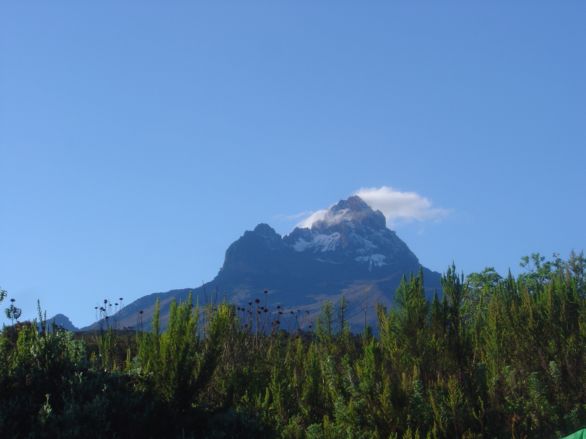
left=1, top=252, right=586, bottom=438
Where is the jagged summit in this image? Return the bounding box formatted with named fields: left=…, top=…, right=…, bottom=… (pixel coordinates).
left=253, top=223, right=280, bottom=237
left=334, top=194, right=368, bottom=210
left=283, top=196, right=416, bottom=271
left=218, top=196, right=420, bottom=275
left=330, top=195, right=379, bottom=221
left=299, top=195, right=387, bottom=233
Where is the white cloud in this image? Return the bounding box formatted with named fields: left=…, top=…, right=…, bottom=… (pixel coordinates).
left=295, top=186, right=449, bottom=230
left=297, top=208, right=351, bottom=229
left=273, top=211, right=315, bottom=221
left=297, top=209, right=328, bottom=228
left=355, top=186, right=449, bottom=227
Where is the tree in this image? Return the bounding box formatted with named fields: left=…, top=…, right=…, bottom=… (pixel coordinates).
left=5, top=297, right=22, bottom=325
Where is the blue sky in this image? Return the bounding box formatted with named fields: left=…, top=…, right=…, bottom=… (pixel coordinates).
left=1, top=2, right=584, bottom=326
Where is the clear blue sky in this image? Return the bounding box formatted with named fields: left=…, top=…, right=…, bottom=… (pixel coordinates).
left=1, top=2, right=584, bottom=327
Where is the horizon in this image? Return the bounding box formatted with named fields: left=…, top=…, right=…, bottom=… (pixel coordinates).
left=1, top=2, right=584, bottom=327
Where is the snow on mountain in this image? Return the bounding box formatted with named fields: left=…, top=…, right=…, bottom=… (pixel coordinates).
left=355, top=254, right=387, bottom=271
left=285, top=195, right=417, bottom=270
left=292, top=232, right=341, bottom=252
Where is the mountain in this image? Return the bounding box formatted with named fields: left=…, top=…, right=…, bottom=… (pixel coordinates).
left=81, top=196, right=441, bottom=331
left=45, top=314, right=78, bottom=332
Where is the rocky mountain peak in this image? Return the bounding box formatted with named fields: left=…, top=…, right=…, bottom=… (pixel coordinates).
left=253, top=223, right=281, bottom=240
left=282, top=196, right=417, bottom=271
left=215, top=195, right=419, bottom=288
left=309, top=195, right=386, bottom=233
left=331, top=195, right=370, bottom=213
left=82, top=195, right=441, bottom=332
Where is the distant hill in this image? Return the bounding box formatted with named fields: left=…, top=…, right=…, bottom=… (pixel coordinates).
left=81, top=196, right=441, bottom=332
left=45, top=313, right=78, bottom=331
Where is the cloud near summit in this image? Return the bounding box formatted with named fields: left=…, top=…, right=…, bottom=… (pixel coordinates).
left=297, top=186, right=449, bottom=229
left=355, top=186, right=449, bottom=226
